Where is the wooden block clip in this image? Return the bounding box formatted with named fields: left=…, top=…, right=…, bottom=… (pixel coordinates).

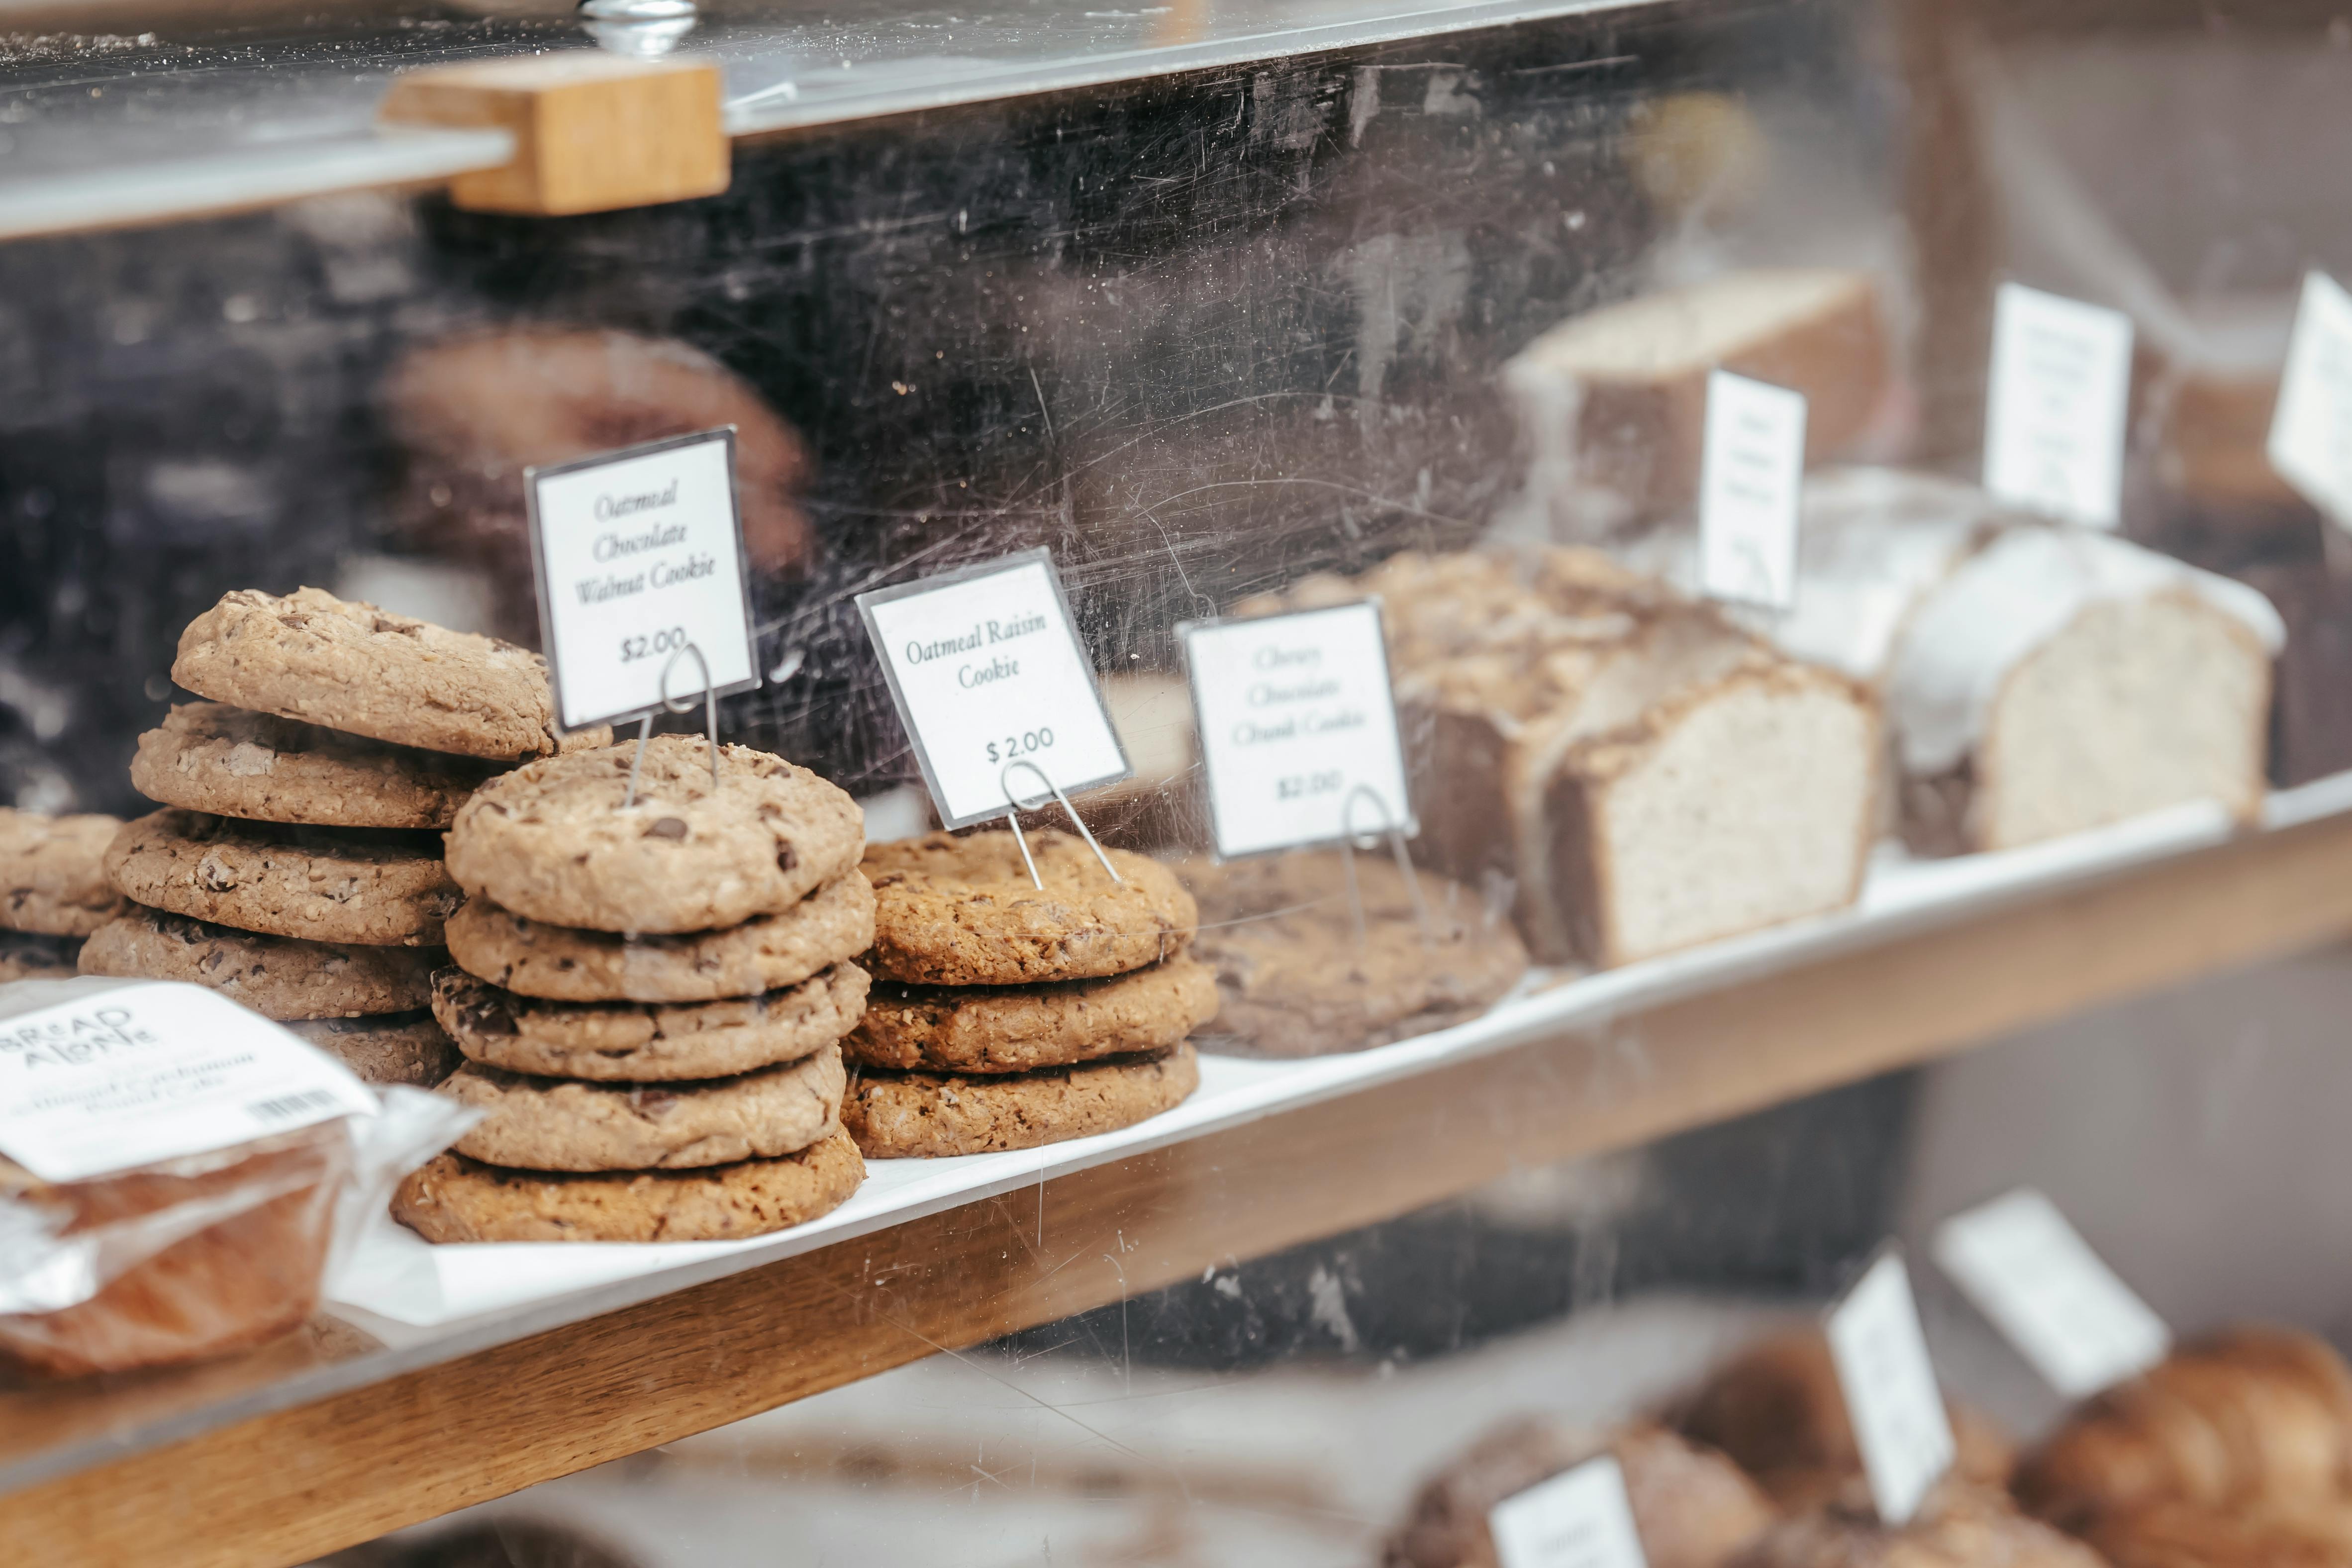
left=379, top=53, right=728, bottom=217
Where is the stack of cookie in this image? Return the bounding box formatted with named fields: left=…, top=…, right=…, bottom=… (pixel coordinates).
left=843, top=829, right=1211, bottom=1159
left=394, top=735, right=872, bottom=1244
left=80, top=586, right=595, bottom=1086
left=0, top=807, right=127, bottom=980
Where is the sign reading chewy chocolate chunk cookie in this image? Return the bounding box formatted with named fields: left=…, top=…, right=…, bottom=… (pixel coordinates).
left=856, top=548, right=1130, bottom=828
left=1180, top=600, right=1414, bottom=859
left=526, top=428, right=760, bottom=731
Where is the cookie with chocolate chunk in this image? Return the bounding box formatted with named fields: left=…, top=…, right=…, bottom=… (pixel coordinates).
left=0, top=930, right=82, bottom=982
left=443, top=737, right=863, bottom=934
left=843, top=1041, right=1198, bottom=1158
left=440, top=1046, right=845, bottom=1171
left=288, top=1012, right=461, bottom=1087
left=132, top=701, right=498, bottom=829
left=392, top=1129, right=866, bottom=1243
left=104, top=810, right=461, bottom=947
left=172, top=585, right=606, bottom=762
left=847, top=958, right=1216, bottom=1073
left=79, top=906, right=444, bottom=1018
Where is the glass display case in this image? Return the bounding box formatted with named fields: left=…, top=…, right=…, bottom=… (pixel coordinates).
left=6, top=0, right=2352, bottom=1565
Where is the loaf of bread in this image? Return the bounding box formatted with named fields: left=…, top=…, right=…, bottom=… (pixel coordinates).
left=1671, top=1327, right=2016, bottom=1509
left=1247, top=549, right=1879, bottom=967
left=1504, top=269, right=1889, bottom=527
left=2017, top=1328, right=2352, bottom=1532
left=1627, top=468, right=2285, bottom=854
left=0, top=1123, right=349, bottom=1377
left=1388, top=1419, right=1775, bottom=1568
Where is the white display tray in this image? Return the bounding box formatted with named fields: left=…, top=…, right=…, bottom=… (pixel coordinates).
left=328, top=771, right=2352, bottom=1339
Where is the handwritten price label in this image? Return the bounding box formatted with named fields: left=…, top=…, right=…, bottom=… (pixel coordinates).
left=1180, top=600, right=1414, bottom=859
left=526, top=429, right=759, bottom=730
left=858, top=548, right=1130, bottom=828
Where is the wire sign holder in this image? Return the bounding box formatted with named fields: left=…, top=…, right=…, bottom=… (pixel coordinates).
left=523, top=426, right=762, bottom=771
left=1179, top=598, right=1427, bottom=944
left=859, top=547, right=1133, bottom=882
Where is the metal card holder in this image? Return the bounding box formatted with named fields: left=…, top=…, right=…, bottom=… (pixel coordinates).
left=621, top=641, right=722, bottom=809
left=1338, top=783, right=1434, bottom=953
left=999, top=758, right=1122, bottom=891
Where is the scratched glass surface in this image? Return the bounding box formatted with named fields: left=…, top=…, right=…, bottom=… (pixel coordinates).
left=7, top=0, right=2352, bottom=1560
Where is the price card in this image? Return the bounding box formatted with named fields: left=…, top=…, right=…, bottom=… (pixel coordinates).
left=0, top=981, right=377, bottom=1181
left=2267, top=270, right=2352, bottom=530
left=1983, top=282, right=2134, bottom=529
left=1699, top=370, right=1807, bottom=610
left=1824, top=1248, right=1955, bottom=1526
left=1933, top=1188, right=2170, bottom=1399
left=1179, top=600, right=1414, bottom=859
left=858, top=547, right=1131, bottom=828
left=527, top=428, right=760, bottom=731
left=1488, top=1454, right=1650, bottom=1568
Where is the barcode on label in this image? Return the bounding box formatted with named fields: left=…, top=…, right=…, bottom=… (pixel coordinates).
left=246, top=1089, right=346, bottom=1124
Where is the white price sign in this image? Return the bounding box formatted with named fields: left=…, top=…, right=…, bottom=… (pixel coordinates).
left=1824, top=1249, right=1955, bottom=1526
left=1180, top=601, right=1414, bottom=859
left=527, top=429, right=760, bottom=731
left=1699, top=370, right=1807, bottom=610
left=2267, top=270, right=2352, bottom=531
left=0, top=980, right=376, bottom=1181
left=1983, top=282, right=2134, bottom=529
left=1488, top=1455, right=1651, bottom=1568
left=1934, top=1188, right=2169, bottom=1399
left=858, top=548, right=1130, bottom=829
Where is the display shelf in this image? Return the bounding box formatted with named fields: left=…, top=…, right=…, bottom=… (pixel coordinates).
left=9, top=782, right=2352, bottom=1568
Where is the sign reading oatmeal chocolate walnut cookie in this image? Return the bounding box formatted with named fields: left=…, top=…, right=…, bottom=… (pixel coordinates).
left=857, top=548, right=1131, bottom=830
left=526, top=428, right=760, bottom=731
left=1179, top=600, right=1414, bottom=859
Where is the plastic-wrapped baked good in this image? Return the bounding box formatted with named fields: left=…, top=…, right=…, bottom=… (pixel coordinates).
left=0, top=976, right=477, bottom=1376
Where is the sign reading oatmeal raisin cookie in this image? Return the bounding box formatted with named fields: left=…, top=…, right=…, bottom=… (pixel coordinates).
left=526, top=428, right=760, bottom=731
left=1180, top=600, right=1415, bottom=859
left=857, top=548, right=1131, bottom=829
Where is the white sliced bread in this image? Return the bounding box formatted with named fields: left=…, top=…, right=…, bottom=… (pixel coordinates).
left=1627, top=467, right=2286, bottom=853
left=1505, top=268, right=1888, bottom=525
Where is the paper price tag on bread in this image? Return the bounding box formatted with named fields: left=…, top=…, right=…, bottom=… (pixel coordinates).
left=526, top=427, right=761, bottom=731
left=1699, top=370, right=1806, bottom=610
left=1825, top=1248, right=1955, bottom=1525
left=1180, top=600, right=1415, bottom=859
left=858, top=547, right=1131, bottom=829
left=1487, top=1454, right=1650, bottom=1568
left=1983, top=283, right=2133, bottom=529
left=1934, top=1187, right=2170, bottom=1399
left=0, top=980, right=376, bottom=1181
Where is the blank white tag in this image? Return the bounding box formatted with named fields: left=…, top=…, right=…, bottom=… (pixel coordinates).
left=857, top=547, right=1131, bottom=829
left=0, top=981, right=377, bottom=1181
left=1488, top=1454, right=1650, bottom=1568
left=1699, top=370, right=1806, bottom=609
left=1824, top=1249, right=1955, bottom=1526
left=1933, top=1188, right=2169, bottom=1399
left=526, top=428, right=760, bottom=731
left=1179, top=601, right=1414, bottom=859
left=1983, top=282, right=2133, bottom=529
left=2267, top=270, right=2352, bottom=531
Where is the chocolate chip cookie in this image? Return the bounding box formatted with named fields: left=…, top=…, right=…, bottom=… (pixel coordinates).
left=392, top=1128, right=866, bottom=1243
left=843, top=1041, right=1198, bottom=1158
left=1, top=807, right=128, bottom=937
left=288, top=1012, right=461, bottom=1087
left=431, top=963, right=868, bottom=1080
left=0, top=930, right=82, bottom=982
left=78, top=906, right=445, bottom=1019
left=441, top=1045, right=845, bottom=1171
left=1180, top=852, right=1528, bottom=1057
left=132, top=701, right=499, bottom=829
left=105, top=810, right=461, bottom=947
left=443, top=737, right=864, bottom=934
left=444, top=873, right=875, bottom=1003
left=172, top=586, right=602, bottom=762
left=862, top=830, right=1195, bottom=986
left=847, top=957, right=1217, bottom=1074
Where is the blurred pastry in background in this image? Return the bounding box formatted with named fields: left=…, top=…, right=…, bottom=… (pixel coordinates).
left=1732, top=1480, right=2103, bottom=1568
left=383, top=327, right=816, bottom=643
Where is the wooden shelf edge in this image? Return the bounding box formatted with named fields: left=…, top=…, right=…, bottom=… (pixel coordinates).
left=9, top=811, right=2352, bottom=1568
